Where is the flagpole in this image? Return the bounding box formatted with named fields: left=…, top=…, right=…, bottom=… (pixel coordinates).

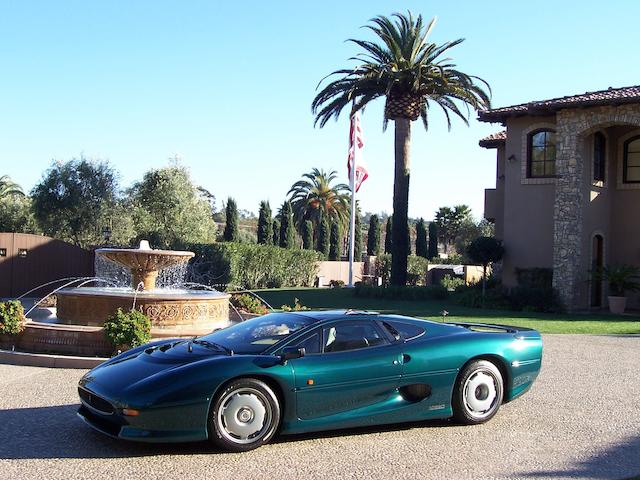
left=348, top=113, right=357, bottom=288
left=349, top=142, right=356, bottom=287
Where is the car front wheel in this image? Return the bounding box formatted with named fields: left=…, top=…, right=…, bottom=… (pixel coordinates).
left=209, top=378, right=281, bottom=452
left=452, top=359, right=504, bottom=424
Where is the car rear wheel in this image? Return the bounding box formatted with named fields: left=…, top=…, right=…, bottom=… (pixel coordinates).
left=452, top=359, right=503, bottom=425
left=209, top=378, right=280, bottom=452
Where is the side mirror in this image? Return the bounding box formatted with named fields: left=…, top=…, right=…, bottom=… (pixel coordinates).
left=279, top=347, right=305, bottom=364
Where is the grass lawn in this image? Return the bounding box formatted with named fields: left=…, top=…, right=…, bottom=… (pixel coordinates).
left=256, top=288, right=640, bottom=335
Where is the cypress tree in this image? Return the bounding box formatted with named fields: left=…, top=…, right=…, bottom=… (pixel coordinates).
left=354, top=213, right=363, bottom=261
left=367, top=214, right=381, bottom=256
left=329, top=221, right=342, bottom=261
left=272, top=219, right=280, bottom=246
left=415, top=218, right=428, bottom=258
left=384, top=217, right=393, bottom=254
left=317, top=215, right=330, bottom=259
left=223, top=197, right=239, bottom=242
left=428, top=221, right=439, bottom=259
left=302, top=220, right=313, bottom=250
left=279, top=201, right=296, bottom=249
left=256, top=201, right=272, bottom=245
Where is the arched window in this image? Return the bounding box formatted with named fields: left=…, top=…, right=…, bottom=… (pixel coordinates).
left=593, top=132, right=606, bottom=182
left=623, top=136, right=640, bottom=183
left=527, top=129, right=556, bottom=178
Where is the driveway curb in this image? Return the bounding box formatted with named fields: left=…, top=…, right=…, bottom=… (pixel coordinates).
left=0, top=349, right=106, bottom=369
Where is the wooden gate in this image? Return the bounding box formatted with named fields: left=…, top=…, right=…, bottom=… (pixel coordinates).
left=0, top=233, right=94, bottom=297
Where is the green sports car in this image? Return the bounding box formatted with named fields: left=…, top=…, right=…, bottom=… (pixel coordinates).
left=77, top=310, right=542, bottom=452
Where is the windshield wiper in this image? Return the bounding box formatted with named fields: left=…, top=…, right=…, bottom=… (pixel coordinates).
left=192, top=339, right=234, bottom=355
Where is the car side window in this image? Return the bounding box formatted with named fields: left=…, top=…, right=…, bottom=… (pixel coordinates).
left=323, top=322, right=389, bottom=353
left=294, top=331, right=321, bottom=354
left=382, top=321, right=425, bottom=341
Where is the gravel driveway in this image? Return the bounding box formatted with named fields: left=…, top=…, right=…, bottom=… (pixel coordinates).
left=0, top=335, right=639, bottom=480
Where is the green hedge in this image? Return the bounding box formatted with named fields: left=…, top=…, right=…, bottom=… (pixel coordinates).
left=375, top=254, right=429, bottom=286
left=187, top=243, right=321, bottom=290
left=0, top=300, right=26, bottom=335
left=453, top=285, right=562, bottom=313
left=354, top=284, right=449, bottom=301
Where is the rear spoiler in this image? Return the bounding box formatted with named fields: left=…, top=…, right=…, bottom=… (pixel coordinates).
left=447, top=322, right=539, bottom=338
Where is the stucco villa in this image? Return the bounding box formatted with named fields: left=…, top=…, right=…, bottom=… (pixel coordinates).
left=479, top=85, right=640, bottom=310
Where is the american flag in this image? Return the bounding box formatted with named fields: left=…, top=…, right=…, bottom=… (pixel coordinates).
left=347, top=111, right=368, bottom=192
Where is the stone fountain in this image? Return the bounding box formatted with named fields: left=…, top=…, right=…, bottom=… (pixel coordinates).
left=55, top=241, right=230, bottom=335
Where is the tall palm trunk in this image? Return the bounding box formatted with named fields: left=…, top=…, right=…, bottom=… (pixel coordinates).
left=390, top=118, right=411, bottom=286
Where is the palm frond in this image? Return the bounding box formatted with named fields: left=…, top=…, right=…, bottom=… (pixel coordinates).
left=312, top=10, right=491, bottom=131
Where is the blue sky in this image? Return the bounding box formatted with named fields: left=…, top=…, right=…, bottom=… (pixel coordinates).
left=2, top=0, right=640, bottom=220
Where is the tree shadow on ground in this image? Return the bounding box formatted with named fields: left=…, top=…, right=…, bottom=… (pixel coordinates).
left=519, top=434, right=640, bottom=479
left=0, top=403, right=449, bottom=459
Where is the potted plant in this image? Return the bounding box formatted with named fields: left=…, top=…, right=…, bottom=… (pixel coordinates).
left=596, top=265, right=640, bottom=314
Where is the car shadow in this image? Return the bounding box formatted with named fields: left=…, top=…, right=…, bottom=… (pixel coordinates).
left=519, top=434, right=640, bottom=479
left=275, top=418, right=451, bottom=444
left=0, top=403, right=451, bottom=459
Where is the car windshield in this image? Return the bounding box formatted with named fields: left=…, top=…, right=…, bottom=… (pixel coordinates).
left=197, top=312, right=314, bottom=355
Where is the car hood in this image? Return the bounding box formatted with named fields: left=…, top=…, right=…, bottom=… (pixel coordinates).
left=80, top=340, right=231, bottom=400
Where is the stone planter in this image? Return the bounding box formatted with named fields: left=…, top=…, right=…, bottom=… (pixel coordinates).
left=608, top=296, right=627, bottom=315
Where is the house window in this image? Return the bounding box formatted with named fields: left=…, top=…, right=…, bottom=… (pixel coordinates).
left=593, top=132, right=606, bottom=182
left=623, top=136, right=640, bottom=183
left=528, top=129, right=556, bottom=177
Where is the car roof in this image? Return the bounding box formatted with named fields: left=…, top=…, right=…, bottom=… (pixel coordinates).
left=282, top=310, right=461, bottom=332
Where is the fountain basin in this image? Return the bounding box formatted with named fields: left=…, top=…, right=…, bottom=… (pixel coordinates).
left=56, top=287, right=231, bottom=333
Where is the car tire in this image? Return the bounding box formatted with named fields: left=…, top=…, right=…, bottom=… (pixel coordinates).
left=209, top=378, right=281, bottom=452
left=452, top=359, right=503, bottom=425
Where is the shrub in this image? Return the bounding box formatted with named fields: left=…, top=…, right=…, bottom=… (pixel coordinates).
left=442, top=274, right=466, bottom=291
left=452, top=284, right=562, bottom=312
left=508, top=286, right=562, bottom=313
left=354, top=284, right=448, bottom=301
left=429, top=253, right=463, bottom=265
left=407, top=256, right=429, bottom=286
left=187, top=242, right=321, bottom=290
left=329, top=279, right=345, bottom=288
left=375, top=254, right=429, bottom=286
left=375, top=253, right=392, bottom=286
left=281, top=298, right=310, bottom=312
left=515, top=268, right=553, bottom=289
left=453, top=287, right=510, bottom=310
left=103, top=308, right=151, bottom=350
left=0, top=300, right=26, bottom=335
left=230, top=293, right=268, bottom=315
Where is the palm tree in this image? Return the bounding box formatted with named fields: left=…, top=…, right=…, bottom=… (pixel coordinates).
left=0, top=175, right=24, bottom=200
left=312, top=12, right=490, bottom=285
left=288, top=168, right=350, bottom=237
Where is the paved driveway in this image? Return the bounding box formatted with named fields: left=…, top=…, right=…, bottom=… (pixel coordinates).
left=0, top=335, right=639, bottom=480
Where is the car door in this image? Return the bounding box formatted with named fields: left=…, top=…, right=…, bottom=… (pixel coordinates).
left=287, top=318, right=403, bottom=420
left=381, top=319, right=459, bottom=414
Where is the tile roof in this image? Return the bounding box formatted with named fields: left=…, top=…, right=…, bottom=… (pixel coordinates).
left=479, top=130, right=506, bottom=148
left=478, top=85, right=640, bottom=123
